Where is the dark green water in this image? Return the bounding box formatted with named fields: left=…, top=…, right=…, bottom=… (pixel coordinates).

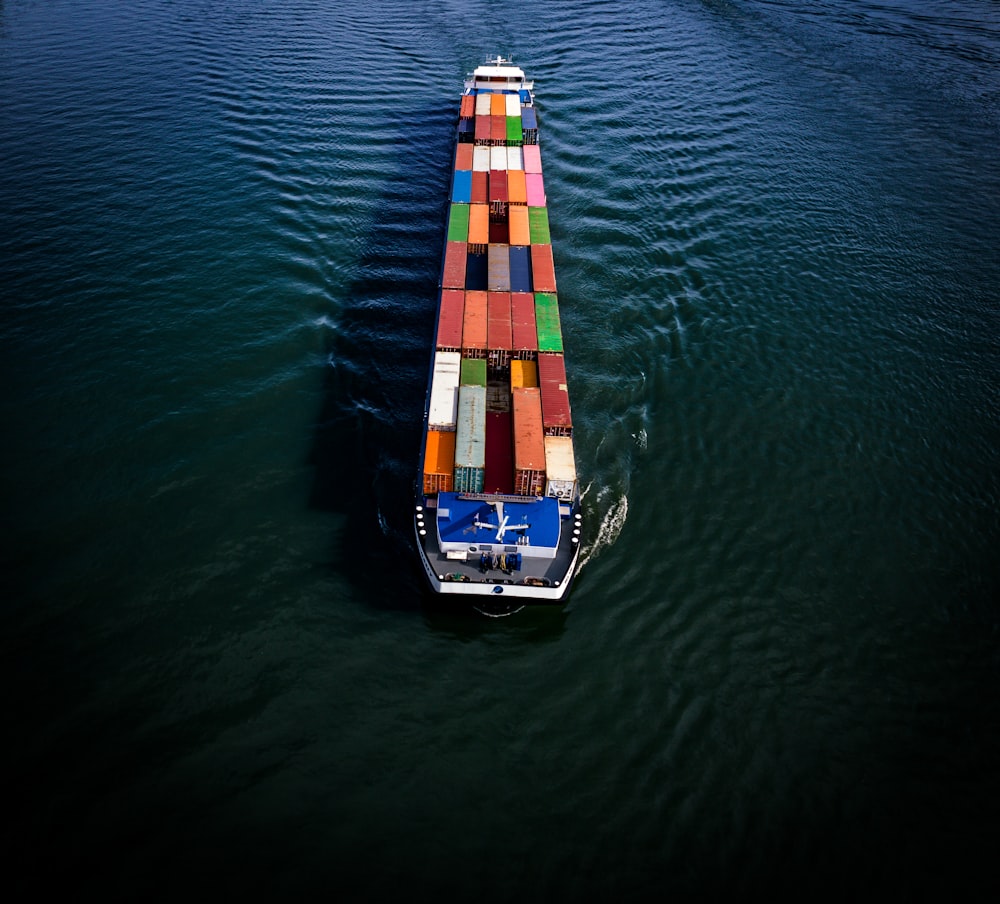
left=3, top=0, right=999, bottom=897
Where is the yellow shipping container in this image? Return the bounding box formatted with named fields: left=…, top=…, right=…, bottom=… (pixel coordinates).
left=511, top=359, right=538, bottom=389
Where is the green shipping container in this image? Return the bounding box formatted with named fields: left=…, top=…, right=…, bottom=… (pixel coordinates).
left=534, top=292, right=563, bottom=353
left=505, top=115, right=522, bottom=143
left=528, top=207, right=550, bottom=244
left=460, top=357, right=487, bottom=386
left=447, top=203, right=470, bottom=243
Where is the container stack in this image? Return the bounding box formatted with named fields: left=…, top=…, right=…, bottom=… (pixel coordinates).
left=422, top=83, right=576, bottom=502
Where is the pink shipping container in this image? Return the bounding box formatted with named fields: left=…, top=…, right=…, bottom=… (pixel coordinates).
left=522, top=144, right=542, bottom=174
left=525, top=172, right=546, bottom=207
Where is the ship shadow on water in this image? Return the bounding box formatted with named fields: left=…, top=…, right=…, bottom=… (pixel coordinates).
left=307, top=111, right=449, bottom=611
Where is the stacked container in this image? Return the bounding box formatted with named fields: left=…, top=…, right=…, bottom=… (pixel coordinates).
left=424, top=82, right=577, bottom=503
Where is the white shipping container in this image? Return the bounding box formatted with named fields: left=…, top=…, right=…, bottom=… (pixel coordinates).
left=475, top=93, right=492, bottom=116
left=544, top=435, right=577, bottom=499
left=428, top=351, right=461, bottom=429
left=473, top=146, right=491, bottom=172
left=490, top=146, right=508, bottom=171
left=506, top=146, right=523, bottom=171
left=505, top=94, right=521, bottom=117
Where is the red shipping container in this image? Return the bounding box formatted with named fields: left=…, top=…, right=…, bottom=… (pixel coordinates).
left=471, top=171, right=488, bottom=203
left=538, top=352, right=572, bottom=431
left=510, top=292, right=537, bottom=351
left=490, top=114, right=506, bottom=143
left=459, top=95, right=475, bottom=119
left=530, top=244, right=557, bottom=292
left=474, top=115, right=490, bottom=143
left=454, top=143, right=474, bottom=170
left=436, top=289, right=465, bottom=349
left=487, top=291, right=512, bottom=350
left=489, top=170, right=508, bottom=203
left=442, top=242, right=468, bottom=289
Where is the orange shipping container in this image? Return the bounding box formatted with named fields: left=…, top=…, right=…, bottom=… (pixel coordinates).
left=511, top=359, right=538, bottom=388
left=463, top=290, right=488, bottom=351
left=512, top=387, right=546, bottom=496
left=423, top=430, right=456, bottom=494
left=508, top=205, right=531, bottom=245
left=468, top=204, right=490, bottom=245
left=507, top=170, right=527, bottom=205
left=490, top=93, right=506, bottom=116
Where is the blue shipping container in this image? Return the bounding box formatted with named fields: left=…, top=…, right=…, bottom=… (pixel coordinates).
left=452, top=169, right=472, bottom=203
left=509, top=246, right=532, bottom=292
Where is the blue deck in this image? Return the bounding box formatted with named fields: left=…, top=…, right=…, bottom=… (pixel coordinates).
left=436, top=493, right=561, bottom=551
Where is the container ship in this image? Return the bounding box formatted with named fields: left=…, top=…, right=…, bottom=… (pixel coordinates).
left=414, top=57, right=582, bottom=607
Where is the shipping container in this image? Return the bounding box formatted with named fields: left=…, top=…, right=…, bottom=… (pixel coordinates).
left=471, top=170, right=489, bottom=203
left=489, top=170, right=508, bottom=203
left=488, top=244, right=511, bottom=292
left=544, top=435, right=577, bottom=499
left=507, top=169, right=527, bottom=205
left=460, top=357, right=487, bottom=387
left=465, top=252, right=487, bottom=291
left=528, top=206, right=550, bottom=244
left=505, top=94, right=521, bottom=117
left=462, top=290, right=488, bottom=352
left=510, top=292, right=538, bottom=352
left=436, top=289, right=465, bottom=350
left=487, top=291, right=512, bottom=350
left=428, top=351, right=461, bottom=429
left=473, top=146, right=490, bottom=172
left=537, top=352, right=573, bottom=434
left=506, top=115, right=522, bottom=144
left=455, top=144, right=474, bottom=170
left=521, top=106, right=538, bottom=131
left=453, top=465, right=485, bottom=494
left=522, top=144, right=542, bottom=174
left=451, top=169, right=472, bottom=203
left=442, top=242, right=468, bottom=289
left=526, top=172, right=546, bottom=207
left=490, top=114, right=506, bottom=143
left=475, top=114, right=492, bottom=144
left=488, top=221, right=509, bottom=244
left=455, top=384, right=487, bottom=473
left=460, top=95, right=476, bottom=119
left=534, top=292, right=564, bottom=353
left=512, top=387, right=546, bottom=496
left=457, top=119, right=474, bottom=142
left=511, top=359, right=538, bottom=388
left=468, top=204, right=489, bottom=245
left=423, top=429, right=456, bottom=494
left=489, top=146, right=508, bottom=171
left=506, top=146, right=523, bottom=171
left=447, top=203, right=470, bottom=243
left=509, top=245, right=532, bottom=293
left=490, top=93, right=506, bottom=116
left=529, top=244, right=557, bottom=292
left=475, top=93, right=491, bottom=117
left=508, top=205, right=531, bottom=246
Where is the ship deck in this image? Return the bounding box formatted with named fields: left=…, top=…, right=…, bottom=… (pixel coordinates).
left=415, top=495, right=582, bottom=601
